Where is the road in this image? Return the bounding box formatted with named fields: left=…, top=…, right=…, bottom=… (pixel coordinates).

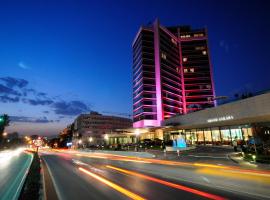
left=40, top=150, right=270, bottom=200
left=0, top=148, right=33, bottom=200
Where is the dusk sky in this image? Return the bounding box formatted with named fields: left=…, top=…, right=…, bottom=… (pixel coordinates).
left=1, top=0, right=269, bottom=136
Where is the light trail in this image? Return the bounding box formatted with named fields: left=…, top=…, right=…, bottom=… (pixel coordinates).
left=106, top=165, right=227, bottom=200
left=196, top=168, right=270, bottom=184
left=50, top=149, right=270, bottom=178
left=78, top=167, right=146, bottom=200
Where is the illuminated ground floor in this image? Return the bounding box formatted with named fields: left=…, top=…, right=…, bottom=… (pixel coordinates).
left=163, top=125, right=254, bottom=146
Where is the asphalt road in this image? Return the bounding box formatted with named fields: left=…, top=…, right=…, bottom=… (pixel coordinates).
left=0, top=148, right=32, bottom=200
left=40, top=150, right=270, bottom=200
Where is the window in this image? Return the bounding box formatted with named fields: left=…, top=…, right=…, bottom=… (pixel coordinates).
left=180, top=35, right=190, bottom=38
left=202, top=50, right=207, bottom=55
left=195, top=46, right=205, bottom=50
left=206, top=85, right=211, bottom=89
left=194, top=33, right=204, bottom=37
left=184, top=68, right=188, bottom=73
left=183, top=57, right=188, bottom=62
left=190, top=68, right=194, bottom=73
left=161, top=52, right=167, bottom=60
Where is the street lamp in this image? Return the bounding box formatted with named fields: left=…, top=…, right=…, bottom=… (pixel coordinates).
left=134, top=129, right=140, bottom=151
left=89, top=137, right=93, bottom=142
left=2, top=132, right=7, bottom=137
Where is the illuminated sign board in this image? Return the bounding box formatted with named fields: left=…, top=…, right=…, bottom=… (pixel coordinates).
left=207, top=115, right=234, bottom=123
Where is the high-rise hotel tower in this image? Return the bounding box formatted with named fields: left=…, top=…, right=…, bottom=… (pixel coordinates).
left=133, top=19, right=216, bottom=128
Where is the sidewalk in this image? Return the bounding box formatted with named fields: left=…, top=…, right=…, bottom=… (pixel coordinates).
left=228, top=152, right=270, bottom=170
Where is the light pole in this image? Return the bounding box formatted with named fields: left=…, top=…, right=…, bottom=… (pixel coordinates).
left=135, top=129, right=140, bottom=151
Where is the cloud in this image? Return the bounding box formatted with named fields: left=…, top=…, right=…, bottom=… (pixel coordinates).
left=43, top=111, right=50, bottom=114
left=0, top=77, right=28, bottom=103
left=0, top=77, right=28, bottom=88
left=37, top=92, right=47, bottom=97
left=23, top=98, right=54, bottom=106
left=10, top=116, right=54, bottom=123
left=0, top=95, right=20, bottom=103
left=18, top=61, right=30, bottom=70
left=0, top=76, right=92, bottom=117
left=53, top=100, right=91, bottom=116
left=0, top=84, right=21, bottom=96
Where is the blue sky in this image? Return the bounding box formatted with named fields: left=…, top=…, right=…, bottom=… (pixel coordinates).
left=0, top=0, right=269, bottom=135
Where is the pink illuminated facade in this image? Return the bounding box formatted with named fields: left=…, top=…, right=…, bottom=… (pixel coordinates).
left=133, top=19, right=216, bottom=128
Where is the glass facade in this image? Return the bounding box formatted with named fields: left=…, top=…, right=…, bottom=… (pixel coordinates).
left=166, top=125, right=253, bottom=146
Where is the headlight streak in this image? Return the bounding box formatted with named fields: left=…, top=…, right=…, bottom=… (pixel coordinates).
left=78, top=167, right=146, bottom=200
left=0, top=148, right=25, bottom=166
left=106, top=165, right=227, bottom=200
left=47, top=149, right=270, bottom=178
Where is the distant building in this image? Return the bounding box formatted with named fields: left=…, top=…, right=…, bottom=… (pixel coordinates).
left=59, top=124, right=73, bottom=148
left=133, top=19, right=216, bottom=128
left=72, top=112, right=132, bottom=147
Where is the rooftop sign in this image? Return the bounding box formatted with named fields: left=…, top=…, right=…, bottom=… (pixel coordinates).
left=207, top=115, right=234, bottom=123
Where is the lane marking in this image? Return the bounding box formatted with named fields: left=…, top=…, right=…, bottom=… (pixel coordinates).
left=42, top=157, right=63, bottom=200
left=201, top=176, right=210, bottom=183
left=78, top=167, right=146, bottom=200
left=106, top=165, right=227, bottom=200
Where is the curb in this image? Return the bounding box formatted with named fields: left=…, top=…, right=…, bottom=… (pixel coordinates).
left=227, top=154, right=240, bottom=164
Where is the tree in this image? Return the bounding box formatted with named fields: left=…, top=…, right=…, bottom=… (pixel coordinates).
left=0, top=114, right=10, bottom=143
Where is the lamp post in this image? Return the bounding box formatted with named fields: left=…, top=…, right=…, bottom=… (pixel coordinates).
left=135, top=129, right=140, bottom=151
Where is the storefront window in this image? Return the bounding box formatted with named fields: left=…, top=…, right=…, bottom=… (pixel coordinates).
left=188, top=129, right=197, bottom=145
left=204, top=128, right=212, bottom=144
left=242, top=127, right=253, bottom=141
left=185, top=130, right=192, bottom=145
left=231, top=128, right=243, bottom=140
left=220, top=128, right=231, bottom=145
left=196, top=129, right=204, bottom=144
left=211, top=128, right=221, bottom=145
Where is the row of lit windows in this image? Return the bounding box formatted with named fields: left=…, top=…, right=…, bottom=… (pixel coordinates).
left=183, top=51, right=207, bottom=62
left=184, top=68, right=194, bottom=73
left=180, top=33, right=204, bottom=38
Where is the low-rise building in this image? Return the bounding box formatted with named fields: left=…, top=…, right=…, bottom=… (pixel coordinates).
left=114, top=92, right=270, bottom=148
left=72, top=112, right=132, bottom=147
left=159, top=92, right=270, bottom=146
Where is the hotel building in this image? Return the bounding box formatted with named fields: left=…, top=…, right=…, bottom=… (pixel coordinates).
left=133, top=19, right=215, bottom=128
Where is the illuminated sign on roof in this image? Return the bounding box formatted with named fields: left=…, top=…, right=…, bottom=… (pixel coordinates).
left=207, top=115, right=234, bottom=123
